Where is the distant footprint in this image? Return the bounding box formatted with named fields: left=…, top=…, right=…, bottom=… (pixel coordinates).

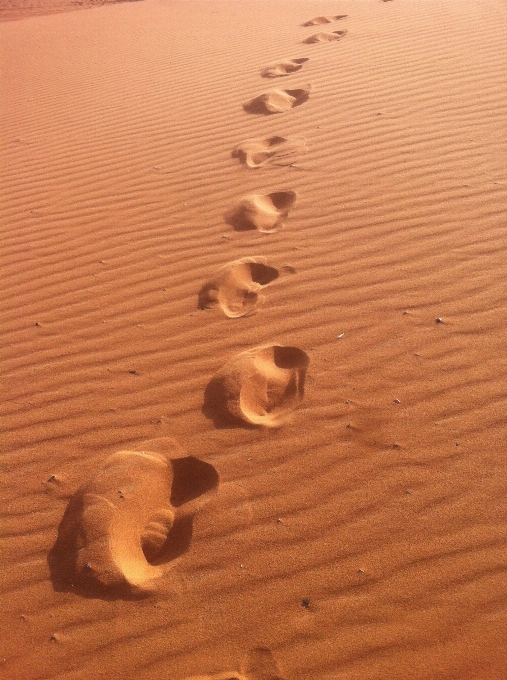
left=243, top=86, right=311, bottom=115
left=302, top=15, right=348, bottom=26
left=225, top=191, right=296, bottom=233
left=261, top=57, right=309, bottom=78
left=303, top=30, right=348, bottom=44
left=199, top=257, right=280, bottom=318
left=185, top=647, right=287, bottom=680
left=232, top=136, right=307, bottom=169
left=49, top=448, right=218, bottom=596
left=204, top=345, right=310, bottom=427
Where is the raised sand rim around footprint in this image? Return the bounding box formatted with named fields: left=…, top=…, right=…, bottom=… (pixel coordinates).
left=198, top=257, right=280, bottom=318
left=204, top=345, right=310, bottom=428
left=49, top=450, right=218, bottom=596
left=260, top=58, right=309, bottom=78
left=302, top=15, right=348, bottom=27
left=243, top=86, right=311, bottom=115
left=232, top=135, right=307, bottom=169
left=225, top=191, right=296, bottom=233
left=303, top=31, right=348, bottom=44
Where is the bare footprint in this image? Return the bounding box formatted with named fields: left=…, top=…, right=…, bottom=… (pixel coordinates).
left=204, top=345, right=310, bottom=428
left=261, top=57, right=309, bottom=78
left=302, top=15, right=348, bottom=26
left=225, top=191, right=296, bottom=233
left=49, top=448, right=218, bottom=596
left=303, top=30, right=348, bottom=44
left=198, top=257, right=280, bottom=318
left=243, top=86, right=311, bottom=115
left=185, top=647, right=287, bottom=680
left=232, top=136, right=307, bottom=169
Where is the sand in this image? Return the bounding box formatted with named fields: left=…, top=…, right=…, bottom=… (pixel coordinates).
left=1, top=0, right=507, bottom=678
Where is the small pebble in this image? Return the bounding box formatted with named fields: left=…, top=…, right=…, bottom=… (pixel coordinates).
left=35, top=322, right=40, bottom=327
left=47, top=475, right=56, bottom=482
left=301, top=599, right=310, bottom=609
left=436, top=317, right=443, bottom=324
left=394, top=399, right=401, bottom=404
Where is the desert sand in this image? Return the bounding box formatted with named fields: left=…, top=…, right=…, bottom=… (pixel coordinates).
left=1, top=0, right=507, bottom=678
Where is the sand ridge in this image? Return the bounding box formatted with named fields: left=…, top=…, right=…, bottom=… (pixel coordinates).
left=2, top=0, right=507, bottom=678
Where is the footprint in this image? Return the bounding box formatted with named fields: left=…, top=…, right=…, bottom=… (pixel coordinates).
left=198, top=257, right=280, bottom=318
left=260, top=57, right=309, bottom=78
left=302, top=15, right=348, bottom=26
left=243, top=86, right=311, bottom=115
left=232, top=136, right=307, bottom=169
left=49, top=448, right=218, bottom=596
left=203, top=345, right=310, bottom=428
left=225, top=191, right=296, bottom=233
left=184, top=647, right=287, bottom=680
left=303, top=30, right=348, bottom=44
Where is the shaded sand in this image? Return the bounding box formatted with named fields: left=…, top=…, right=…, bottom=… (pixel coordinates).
left=2, top=0, right=507, bottom=679
left=0, top=0, right=142, bottom=21
left=303, top=30, right=348, bottom=44
left=225, top=192, right=297, bottom=233
left=243, top=86, right=311, bottom=115
left=198, top=257, right=280, bottom=318
left=260, top=58, right=309, bottom=79
left=232, top=136, right=308, bottom=169
left=302, top=15, right=348, bottom=27
left=204, top=345, right=310, bottom=428
left=49, top=448, right=218, bottom=596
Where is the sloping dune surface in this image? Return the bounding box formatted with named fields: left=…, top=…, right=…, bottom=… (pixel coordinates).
left=1, top=0, right=507, bottom=679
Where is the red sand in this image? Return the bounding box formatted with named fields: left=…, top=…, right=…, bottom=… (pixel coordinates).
left=1, top=0, right=507, bottom=678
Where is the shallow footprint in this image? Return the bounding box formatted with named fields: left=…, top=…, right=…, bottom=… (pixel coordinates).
left=199, top=257, right=279, bottom=318
left=49, top=447, right=218, bottom=596
left=261, top=57, right=309, bottom=78
left=185, top=647, right=287, bottom=680
left=302, top=15, right=348, bottom=26
left=225, top=191, right=296, bottom=233
left=204, top=345, right=310, bottom=428
left=243, top=86, right=311, bottom=115
left=232, top=136, right=307, bottom=169
left=304, top=30, right=348, bottom=44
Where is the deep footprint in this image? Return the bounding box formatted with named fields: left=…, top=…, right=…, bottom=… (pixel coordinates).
left=232, top=135, right=307, bottom=169
left=302, top=15, right=348, bottom=26
left=199, top=257, right=280, bottom=318
left=243, top=86, right=311, bottom=114
left=49, top=448, right=218, bottom=596
left=303, top=30, right=348, bottom=43
left=261, top=57, right=309, bottom=78
left=225, top=191, right=296, bottom=233
left=204, top=345, right=310, bottom=428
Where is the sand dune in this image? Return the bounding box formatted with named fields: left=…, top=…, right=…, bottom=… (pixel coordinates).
left=2, top=0, right=507, bottom=678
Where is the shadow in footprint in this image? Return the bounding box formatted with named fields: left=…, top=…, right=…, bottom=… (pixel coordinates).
left=302, top=15, right=348, bottom=26
left=243, top=87, right=311, bottom=115
left=261, top=57, right=309, bottom=78
left=48, top=451, right=218, bottom=599
left=203, top=345, right=310, bottom=429
left=225, top=192, right=296, bottom=233
left=232, top=136, right=307, bottom=169
left=303, top=30, right=347, bottom=44
left=198, top=257, right=279, bottom=318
